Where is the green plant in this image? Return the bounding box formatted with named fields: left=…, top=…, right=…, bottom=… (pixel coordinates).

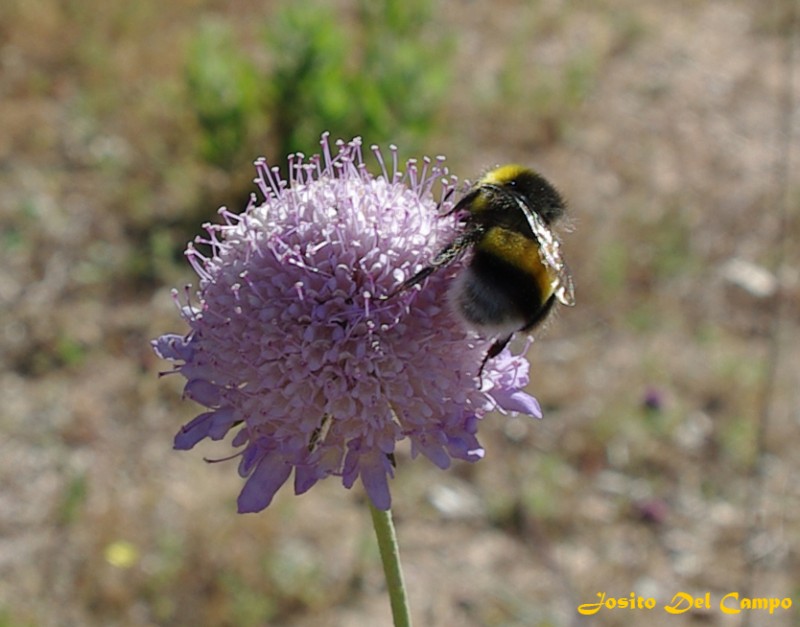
left=264, top=4, right=351, bottom=159
left=265, top=0, right=450, bottom=159
left=183, top=0, right=450, bottom=173
left=185, top=20, right=263, bottom=168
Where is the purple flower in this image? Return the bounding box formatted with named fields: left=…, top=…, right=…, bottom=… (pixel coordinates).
left=153, top=134, right=541, bottom=512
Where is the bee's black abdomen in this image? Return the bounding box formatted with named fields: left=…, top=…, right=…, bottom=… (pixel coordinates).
left=453, top=249, right=548, bottom=332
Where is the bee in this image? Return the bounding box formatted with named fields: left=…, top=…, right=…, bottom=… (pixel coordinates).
left=392, top=164, right=575, bottom=373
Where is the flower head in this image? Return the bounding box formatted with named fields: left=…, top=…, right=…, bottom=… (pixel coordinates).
left=153, top=134, right=541, bottom=512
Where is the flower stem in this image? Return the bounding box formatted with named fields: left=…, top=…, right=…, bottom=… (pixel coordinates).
left=369, top=502, right=412, bottom=627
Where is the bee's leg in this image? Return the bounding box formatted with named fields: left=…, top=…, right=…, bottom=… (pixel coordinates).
left=384, top=265, right=437, bottom=299
left=477, top=333, right=513, bottom=378
left=437, top=186, right=456, bottom=212
left=442, top=186, right=479, bottom=216
left=384, top=230, right=478, bottom=299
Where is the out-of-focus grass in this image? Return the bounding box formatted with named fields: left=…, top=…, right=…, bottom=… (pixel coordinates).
left=185, top=20, right=264, bottom=170
left=262, top=0, right=451, bottom=162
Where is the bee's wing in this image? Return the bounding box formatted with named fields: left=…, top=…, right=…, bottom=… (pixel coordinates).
left=513, top=195, right=576, bottom=307
left=554, top=262, right=576, bottom=306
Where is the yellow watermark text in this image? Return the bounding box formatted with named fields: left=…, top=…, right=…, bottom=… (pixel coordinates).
left=577, top=591, right=792, bottom=617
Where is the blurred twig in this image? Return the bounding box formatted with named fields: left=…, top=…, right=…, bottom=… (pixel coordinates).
left=739, top=2, right=797, bottom=624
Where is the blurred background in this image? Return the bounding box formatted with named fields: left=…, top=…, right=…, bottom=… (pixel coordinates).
left=1, top=0, right=798, bottom=625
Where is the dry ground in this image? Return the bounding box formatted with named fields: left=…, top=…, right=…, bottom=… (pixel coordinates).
left=1, top=1, right=799, bottom=626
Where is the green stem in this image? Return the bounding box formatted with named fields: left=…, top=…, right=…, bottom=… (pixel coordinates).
left=369, top=502, right=412, bottom=627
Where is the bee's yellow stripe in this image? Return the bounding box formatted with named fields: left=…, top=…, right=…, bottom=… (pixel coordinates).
left=479, top=164, right=530, bottom=186
left=477, top=227, right=555, bottom=298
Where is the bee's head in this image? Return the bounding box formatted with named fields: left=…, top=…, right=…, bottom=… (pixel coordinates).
left=482, top=164, right=566, bottom=225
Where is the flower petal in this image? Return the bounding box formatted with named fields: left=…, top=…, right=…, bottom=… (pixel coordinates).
left=152, top=333, right=194, bottom=361
left=174, top=412, right=215, bottom=450
left=208, top=406, right=238, bottom=440
left=409, top=431, right=451, bottom=469
left=237, top=454, right=293, bottom=513
left=359, top=452, right=394, bottom=511
left=491, top=388, right=543, bottom=418
left=183, top=379, right=222, bottom=407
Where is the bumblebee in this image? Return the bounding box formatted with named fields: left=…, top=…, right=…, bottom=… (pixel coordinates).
left=393, top=164, right=575, bottom=372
